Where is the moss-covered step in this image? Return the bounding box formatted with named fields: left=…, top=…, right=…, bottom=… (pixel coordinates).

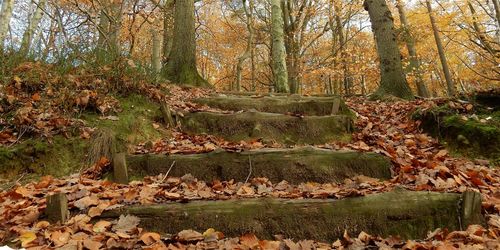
left=126, top=147, right=391, bottom=183
left=193, top=95, right=350, bottom=116
left=179, top=111, right=353, bottom=145
left=99, top=190, right=484, bottom=241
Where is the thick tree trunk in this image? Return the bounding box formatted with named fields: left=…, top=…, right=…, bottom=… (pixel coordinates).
left=96, top=0, right=122, bottom=63
left=0, top=0, right=15, bottom=51
left=271, top=0, right=289, bottom=93
left=20, top=0, right=47, bottom=57
left=164, top=0, right=209, bottom=87
left=426, top=0, right=455, bottom=96
left=235, top=0, right=254, bottom=92
left=108, top=0, right=122, bottom=59
left=395, top=0, right=429, bottom=98
left=364, top=0, right=414, bottom=100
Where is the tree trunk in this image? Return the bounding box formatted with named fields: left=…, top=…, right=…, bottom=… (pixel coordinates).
left=395, top=0, right=429, bottom=98
left=164, top=0, right=209, bottom=87
left=152, top=31, right=162, bottom=81
left=0, top=0, right=14, bottom=52
left=235, top=0, right=255, bottom=92
left=20, top=0, right=47, bottom=57
left=333, top=1, right=351, bottom=96
left=107, top=0, right=122, bottom=60
left=426, top=0, right=455, bottom=96
left=271, top=0, right=289, bottom=93
left=492, top=0, right=500, bottom=30
left=96, top=0, right=122, bottom=63
left=162, top=0, right=175, bottom=65
left=363, top=0, right=413, bottom=100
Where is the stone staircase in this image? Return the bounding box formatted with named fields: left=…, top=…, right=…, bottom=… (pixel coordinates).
left=105, top=93, right=484, bottom=242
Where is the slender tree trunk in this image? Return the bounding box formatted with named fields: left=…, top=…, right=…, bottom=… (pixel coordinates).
left=250, top=45, right=256, bottom=91
left=20, top=0, right=47, bottom=57
left=0, top=0, right=14, bottom=52
left=108, top=0, right=122, bottom=60
left=152, top=31, right=162, bottom=81
left=165, top=0, right=209, bottom=87
left=395, top=0, right=429, bottom=97
left=364, top=0, right=413, bottom=100
left=271, top=0, right=289, bottom=93
left=426, top=0, right=455, bottom=96
left=235, top=0, right=254, bottom=92
left=162, top=0, right=175, bottom=65
left=97, top=5, right=110, bottom=62
left=361, top=75, right=367, bottom=96
left=333, top=1, right=351, bottom=96
left=492, top=0, right=500, bottom=30
left=467, top=1, right=497, bottom=57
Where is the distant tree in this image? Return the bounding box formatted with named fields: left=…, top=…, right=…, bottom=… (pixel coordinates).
left=164, top=0, right=210, bottom=87
left=426, top=0, right=455, bottom=96
left=0, top=0, right=15, bottom=52
left=395, top=0, right=429, bottom=98
left=364, top=0, right=414, bottom=100
left=20, top=0, right=47, bottom=57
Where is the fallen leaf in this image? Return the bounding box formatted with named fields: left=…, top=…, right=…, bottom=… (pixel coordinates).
left=19, top=231, right=36, bottom=248
left=140, top=232, right=161, bottom=245
left=177, top=229, right=203, bottom=242
left=93, top=220, right=112, bottom=233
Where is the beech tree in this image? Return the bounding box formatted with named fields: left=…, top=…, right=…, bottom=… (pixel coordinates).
left=271, top=0, right=289, bottom=93
left=0, top=0, right=15, bottom=52
left=395, top=0, right=429, bottom=98
left=164, top=0, right=210, bottom=87
left=364, top=0, right=413, bottom=100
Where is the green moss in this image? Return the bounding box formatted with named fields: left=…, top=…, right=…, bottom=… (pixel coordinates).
left=413, top=105, right=500, bottom=163
left=0, top=94, right=167, bottom=186
left=100, top=191, right=482, bottom=241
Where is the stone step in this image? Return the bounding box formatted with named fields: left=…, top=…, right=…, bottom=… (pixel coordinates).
left=179, top=111, right=353, bottom=145
left=126, top=147, right=392, bottom=183
left=193, top=95, right=350, bottom=116
left=99, top=190, right=484, bottom=241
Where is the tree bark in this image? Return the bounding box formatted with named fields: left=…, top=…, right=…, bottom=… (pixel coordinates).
left=20, top=0, right=47, bottom=57
left=0, top=0, right=15, bottom=52
left=164, top=0, right=210, bottom=87
left=426, top=0, right=455, bottom=96
left=271, top=0, right=289, bottom=93
left=235, top=0, right=255, bottom=92
left=395, top=0, right=429, bottom=98
left=96, top=0, right=122, bottom=63
left=333, top=1, right=351, bottom=96
left=492, top=0, right=500, bottom=30
left=162, top=0, right=175, bottom=65
left=152, top=31, right=162, bottom=81
left=364, top=0, right=413, bottom=100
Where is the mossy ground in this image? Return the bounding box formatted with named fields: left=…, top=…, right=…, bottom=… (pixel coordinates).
left=0, top=94, right=166, bottom=188
left=413, top=104, right=500, bottom=164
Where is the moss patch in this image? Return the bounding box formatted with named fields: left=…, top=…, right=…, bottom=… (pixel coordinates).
left=413, top=105, right=500, bottom=163
left=0, top=94, right=167, bottom=187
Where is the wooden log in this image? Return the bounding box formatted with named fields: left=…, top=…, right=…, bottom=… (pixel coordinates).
left=180, top=112, right=353, bottom=145
left=99, top=190, right=484, bottom=241
left=126, top=147, right=392, bottom=184
left=193, top=95, right=350, bottom=116
left=46, top=193, right=69, bottom=224
left=112, top=152, right=129, bottom=184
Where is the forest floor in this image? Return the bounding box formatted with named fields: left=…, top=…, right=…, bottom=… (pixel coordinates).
left=0, top=63, right=499, bottom=249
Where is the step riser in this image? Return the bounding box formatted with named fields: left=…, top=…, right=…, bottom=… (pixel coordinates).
left=100, top=191, right=484, bottom=241
left=180, top=112, right=353, bottom=145
left=194, top=96, right=349, bottom=116
left=126, top=149, right=392, bottom=184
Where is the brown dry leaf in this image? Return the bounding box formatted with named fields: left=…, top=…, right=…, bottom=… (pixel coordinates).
left=18, top=231, right=37, bottom=248
left=34, top=175, right=53, bottom=189
left=434, top=150, right=448, bottom=159
left=88, top=206, right=103, bottom=217
left=177, top=229, right=203, bottom=242
left=93, top=220, right=112, bottom=233
left=140, top=232, right=161, bottom=245
left=34, top=221, right=50, bottom=229
left=32, top=92, right=41, bottom=102
left=83, top=239, right=102, bottom=250
left=113, top=214, right=140, bottom=233
left=51, top=230, right=71, bottom=247
left=74, top=196, right=100, bottom=210
left=240, top=233, right=259, bottom=248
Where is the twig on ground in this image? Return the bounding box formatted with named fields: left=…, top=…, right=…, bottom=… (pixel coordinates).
left=160, top=161, right=176, bottom=183
left=244, top=156, right=252, bottom=183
